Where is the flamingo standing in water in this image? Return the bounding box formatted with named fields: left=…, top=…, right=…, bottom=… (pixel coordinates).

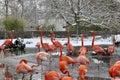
left=78, top=65, right=88, bottom=80
left=36, top=29, right=41, bottom=52
left=59, top=60, right=69, bottom=75
left=90, top=31, right=106, bottom=70
left=107, top=35, right=115, bottom=65
left=78, top=34, right=88, bottom=55
left=58, top=46, right=75, bottom=75
left=59, top=47, right=76, bottom=65
left=44, top=70, right=61, bottom=80
left=40, top=27, right=56, bottom=52
left=2, top=30, right=14, bottom=47
left=90, top=31, right=106, bottom=55
left=32, top=51, right=51, bottom=71
left=75, top=54, right=90, bottom=65
left=16, top=59, right=35, bottom=80
left=109, top=61, right=120, bottom=80
left=40, top=27, right=57, bottom=70
left=64, top=29, right=74, bottom=55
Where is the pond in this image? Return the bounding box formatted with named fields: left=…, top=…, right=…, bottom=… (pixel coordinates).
left=0, top=45, right=120, bottom=80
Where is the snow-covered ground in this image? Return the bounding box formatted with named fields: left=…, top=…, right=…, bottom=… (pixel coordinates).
left=0, top=35, right=115, bottom=48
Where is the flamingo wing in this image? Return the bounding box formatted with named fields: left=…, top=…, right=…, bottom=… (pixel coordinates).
left=67, top=43, right=74, bottom=52
left=92, top=45, right=106, bottom=54
left=62, top=56, right=76, bottom=64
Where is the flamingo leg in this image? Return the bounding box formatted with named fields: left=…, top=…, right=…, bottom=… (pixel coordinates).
left=22, top=74, right=25, bottom=80
left=49, top=53, right=52, bottom=71
left=29, top=74, right=33, bottom=80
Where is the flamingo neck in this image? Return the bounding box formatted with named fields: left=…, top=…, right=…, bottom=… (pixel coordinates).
left=92, top=34, right=95, bottom=47
left=51, top=32, right=55, bottom=45
left=59, top=47, right=63, bottom=61
left=40, top=29, right=43, bottom=44
left=80, top=74, right=86, bottom=80
left=81, top=35, right=84, bottom=47
left=67, top=31, right=70, bottom=43
left=66, top=70, right=70, bottom=77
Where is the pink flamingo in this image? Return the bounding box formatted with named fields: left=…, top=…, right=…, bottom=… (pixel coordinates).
left=75, top=55, right=90, bottom=65
left=2, top=30, right=14, bottom=47
left=40, top=27, right=55, bottom=52
left=32, top=51, right=51, bottom=71
left=78, top=65, right=88, bottom=80
left=51, top=32, right=63, bottom=49
left=59, top=47, right=76, bottom=65
left=78, top=34, right=88, bottom=56
left=109, top=61, right=120, bottom=80
left=36, top=29, right=41, bottom=52
left=59, top=61, right=70, bottom=75
left=16, top=59, right=35, bottom=80
left=64, top=29, right=74, bottom=55
left=90, top=31, right=106, bottom=70
left=90, top=31, right=106, bottom=55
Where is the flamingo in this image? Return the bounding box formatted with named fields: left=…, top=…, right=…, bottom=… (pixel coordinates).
left=32, top=51, right=51, bottom=71
left=78, top=65, right=88, bottom=80
left=78, top=34, right=88, bottom=55
left=36, top=27, right=41, bottom=52
left=40, top=27, right=55, bottom=52
left=59, top=47, right=76, bottom=65
left=90, top=31, right=106, bottom=70
left=107, top=35, right=115, bottom=65
left=64, top=29, right=74, bottom=54
left=59, top=61, right=70, bottom=75
left=2, top=30, right=14, bottom=48
left=40, top=27, right=57, bottom=70
left=44, top=70, right=61, bottom=80
left=16, top=59, right=35, bottom=80
left=51, top=32, right=63, bottom=49
left=109, top=61, right=120, bottom=80
left=75, top=55, right=90, bottom=65
left=90, top=31, right=106, bottom=55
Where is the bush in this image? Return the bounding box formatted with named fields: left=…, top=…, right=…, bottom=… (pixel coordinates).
left=3, top=16, right=26, bottom=31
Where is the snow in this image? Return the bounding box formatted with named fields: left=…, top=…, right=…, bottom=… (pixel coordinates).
left=0, top=35, right=115, bottom=48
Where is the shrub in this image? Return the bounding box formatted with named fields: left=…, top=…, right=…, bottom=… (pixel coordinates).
left=3, top=16, right=26, bottom=31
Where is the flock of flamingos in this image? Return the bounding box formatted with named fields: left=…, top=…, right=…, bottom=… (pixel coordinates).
left=0, top=27, right=120, bottom=80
